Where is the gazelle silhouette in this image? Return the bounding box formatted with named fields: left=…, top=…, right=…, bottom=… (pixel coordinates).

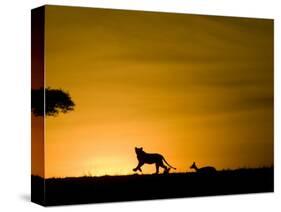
left=190, top=162, right=216, bottom=173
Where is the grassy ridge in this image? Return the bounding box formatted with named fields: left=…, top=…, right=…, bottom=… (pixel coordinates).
left=31, top=167, right=273, bottom=206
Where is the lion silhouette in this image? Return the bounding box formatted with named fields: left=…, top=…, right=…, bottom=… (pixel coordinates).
left=133, top=147, right=176, bottom=174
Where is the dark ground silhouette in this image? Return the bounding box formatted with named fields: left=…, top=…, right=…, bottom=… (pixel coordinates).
left=32, top=167, right=273, bottom=206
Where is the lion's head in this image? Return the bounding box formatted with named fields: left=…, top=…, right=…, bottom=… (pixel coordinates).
left=135, top=147, right=143, bottom=156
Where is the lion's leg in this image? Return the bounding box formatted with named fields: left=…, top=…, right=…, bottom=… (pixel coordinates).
left=155, top=164, right=160, bottom=174
left=160, top=162, right=170, bottom=174
left=133, top=162, right=144, bottom=172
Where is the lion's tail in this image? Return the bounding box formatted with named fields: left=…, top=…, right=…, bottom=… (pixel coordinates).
left=163, top=157, right=176, bottom=170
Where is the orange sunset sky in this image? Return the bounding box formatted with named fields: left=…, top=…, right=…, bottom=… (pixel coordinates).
left=32, top=6, right=273, bottom=178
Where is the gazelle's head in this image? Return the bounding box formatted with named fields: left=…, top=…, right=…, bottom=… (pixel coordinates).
left=190, top=162, right=197, bottom=170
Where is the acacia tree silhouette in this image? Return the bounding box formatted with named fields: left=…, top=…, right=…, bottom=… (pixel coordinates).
left=32, top=87, right=75, bottom=116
